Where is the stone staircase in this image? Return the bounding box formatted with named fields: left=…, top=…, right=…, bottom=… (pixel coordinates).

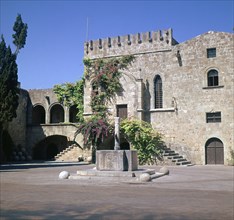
left=54, top=145, right=81, bottom=162
left=162, top=147, right=192, bottom=166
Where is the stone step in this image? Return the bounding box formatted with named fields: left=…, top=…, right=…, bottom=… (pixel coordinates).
left=172, top=158, right=186, bottom=163
left=176, top=161, right=191, bottom=166
left=164, top=150, right=176, bottom=154
left=172, top=155, right=183, bottom=159
left=54, top=145, right=80, bottom=161
left=162, top=146, right=192, bottom=166
left=166, top=153, right=179, bottom=159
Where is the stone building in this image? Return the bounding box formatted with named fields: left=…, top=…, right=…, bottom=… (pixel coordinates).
left=84, top=28, right=234, bottom=165
left=2, top=28, right=233, bottom=165
left=3, top=88, right=87, bottom=162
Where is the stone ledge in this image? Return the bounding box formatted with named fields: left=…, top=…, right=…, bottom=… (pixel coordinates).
left=71, top=168, right=155, bottom=178
left=150, top=108, right=175, bottom=112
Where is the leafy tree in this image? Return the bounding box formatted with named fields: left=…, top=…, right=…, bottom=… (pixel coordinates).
left=83, top=55, right=135, bottom=118
left=12, top=14, right=28, bottom=55
left=120, top=118, right=164, bottom=165
left=53, top=78, right=84, bottom=122
left=74, top=118, right=113, bottom=163
left=0, top=14, right=28, bottom=162
left=72, top=56, right=135, bottom=162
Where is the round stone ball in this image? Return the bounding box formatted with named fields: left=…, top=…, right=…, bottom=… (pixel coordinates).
left=59, top=171, right=70, bottom=179
left=87, top=156, right=92, bottom=163
left=139, top=173, right=151, bottom=182
left=159, top=166, right=170, bottom=175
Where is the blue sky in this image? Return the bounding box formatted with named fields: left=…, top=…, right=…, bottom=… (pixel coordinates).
left=1, top=0, right=233, bottom=89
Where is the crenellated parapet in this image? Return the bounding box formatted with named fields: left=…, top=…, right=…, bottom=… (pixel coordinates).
left=84, top=28, right=178, bottom=59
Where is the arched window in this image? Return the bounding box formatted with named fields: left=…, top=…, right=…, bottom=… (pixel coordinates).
left=208, top=69, right=219, bottom=86
left=32, top=105, right=45, bottom=124
left=154, top=75, right=163, bottom=108
left=50, top=104, right=64, bottom=123
left=69, top=105, right=79, bottom=123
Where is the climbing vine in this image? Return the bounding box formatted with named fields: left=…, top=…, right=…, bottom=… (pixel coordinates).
left=53, top=78, right=84, bottom=122
left=83, top=55, right=135, bottom=118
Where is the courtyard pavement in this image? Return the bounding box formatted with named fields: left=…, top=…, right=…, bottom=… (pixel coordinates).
left=0, top=162, right=233, bottom=220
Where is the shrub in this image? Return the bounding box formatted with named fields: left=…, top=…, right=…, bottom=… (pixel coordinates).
left=120, top=118, right=163, bottom=165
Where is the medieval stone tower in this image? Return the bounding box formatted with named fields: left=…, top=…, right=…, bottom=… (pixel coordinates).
left=83, top=28, right=234, bottom=165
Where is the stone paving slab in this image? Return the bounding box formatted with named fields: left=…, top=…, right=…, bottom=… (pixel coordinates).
left=0, top=162, right=233, bottom=220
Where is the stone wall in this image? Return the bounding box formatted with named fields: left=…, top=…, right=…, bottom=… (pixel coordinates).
left=84, top=29, right=234, bottom=165
left=6, top=89, right=29, bottom=151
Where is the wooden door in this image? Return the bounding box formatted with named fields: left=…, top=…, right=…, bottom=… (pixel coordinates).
left=117, top=105, right=127, bottom=120
left=206, top=138, right=224, bottom=164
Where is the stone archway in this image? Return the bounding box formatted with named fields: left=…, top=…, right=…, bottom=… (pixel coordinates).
left=205, top=138, right=224, bottom=164
left=33, top=135, right=68, bottom=160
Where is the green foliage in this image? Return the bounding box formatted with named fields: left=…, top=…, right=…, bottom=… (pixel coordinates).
left=73, top=55, right=134, bottom=162
left=0, top=14, right=27, bottom=161
left=83, top=55, right=135, bottom=118
left=53, top=79, right=84, bottom=122
left=12, top=14, right=28, bottom=55
left=120, top=118, right=163, bottom=165
left=0, top=14, right=27, bottom=126
left=227, top=149, right=234, bottom=166
left=0, top=36, right=19, bottom=124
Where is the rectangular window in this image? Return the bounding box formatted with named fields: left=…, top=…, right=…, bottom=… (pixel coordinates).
left=207, top=48, right=216, bottom=58
left=206, top=112, right=221, bottom=123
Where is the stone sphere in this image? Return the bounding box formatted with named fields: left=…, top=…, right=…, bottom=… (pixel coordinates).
left=159, top=166, right=170, bottom=175
left=139, top=173, right=151, bottom=182
left=59, top=171, right=70, bottom=179
left=87, top=156, right=92, bottom=163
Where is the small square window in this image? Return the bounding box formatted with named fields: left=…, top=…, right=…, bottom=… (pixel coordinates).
left=206, top=112, right=221, bottom=123
left=207, top=48, right=216, bottom=58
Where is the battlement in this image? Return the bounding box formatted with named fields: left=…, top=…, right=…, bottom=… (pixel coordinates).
left=84, top=28, right=178, bottom=59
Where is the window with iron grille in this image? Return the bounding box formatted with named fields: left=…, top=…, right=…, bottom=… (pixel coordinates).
left=154, top=75, right=163, bottom=108
left=207, top=48, right=216, bottom=58
left=206, top=112, right=221, bottom=123
left=208, top=69, right=219, bottom=86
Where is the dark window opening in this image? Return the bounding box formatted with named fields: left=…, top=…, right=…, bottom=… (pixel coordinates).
left=206, top=112, right=221, bottom=123
left=50, top=104, right=64, bottom=123
left=207, top=48, right=216, bottom=58
left=69, top=105, right=79, bottom=123
left=154, top=75, right=163, bottom=108
left=208, top=70, right=219, bottom=87
left=32, top=105, right=45, bottom=124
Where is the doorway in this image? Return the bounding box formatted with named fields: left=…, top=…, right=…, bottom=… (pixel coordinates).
left=116, top=104, right=127, bottom=120
left=205, top=138, right=224, bottom=164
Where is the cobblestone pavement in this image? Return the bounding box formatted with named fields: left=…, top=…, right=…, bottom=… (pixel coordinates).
left=0, top=162, right=233, bottom=220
